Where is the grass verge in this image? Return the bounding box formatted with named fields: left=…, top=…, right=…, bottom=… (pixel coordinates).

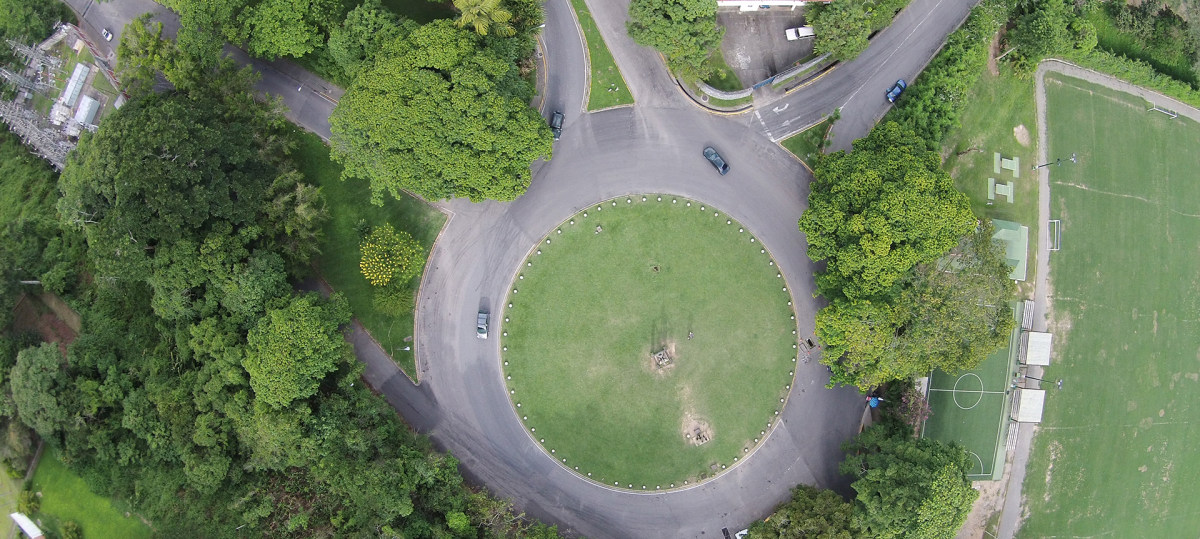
left=1019, top=74, right=1200, bottom=537
left=290, top=131, right=446, bottom=378
left=567, top=0, right=634, bottom=110
left=502, top=198, right=796, bottom=487
left=779, top=117, right=833, bottom=169
left=30, top=452, right=151, bottom=539
left=701, top=51, right=743, bottom=92
left=940, top=65, right=1038, bottom=296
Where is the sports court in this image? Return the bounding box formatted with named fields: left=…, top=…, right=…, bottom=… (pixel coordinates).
left=920, top=305, right=1021, bottom=480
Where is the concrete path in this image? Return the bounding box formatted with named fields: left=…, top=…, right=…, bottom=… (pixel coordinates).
left=995, top=59, right=1200, bottom=539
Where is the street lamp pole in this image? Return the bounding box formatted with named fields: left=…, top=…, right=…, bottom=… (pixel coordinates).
left=1033, top=152, right=1077, bottom=170
left=1020, top=374, right=1064, bottom=390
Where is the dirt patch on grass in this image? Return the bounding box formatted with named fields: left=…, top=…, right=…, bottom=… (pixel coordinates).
left=987, top=30, right=1001, bottom=76
left=1043, top=440, right=1062, bottom=503
left=1014, top=124, right=1031, bottom=147
left=645, top=340, right=678, bottom=377
left=681, top=414, right=713, bottom=446
left=957, top=479, right=1006, bottom=539
left=12, top=294, right=78, bottom=357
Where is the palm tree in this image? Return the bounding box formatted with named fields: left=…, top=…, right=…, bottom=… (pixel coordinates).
left=453, top=0, right=516, bottom=37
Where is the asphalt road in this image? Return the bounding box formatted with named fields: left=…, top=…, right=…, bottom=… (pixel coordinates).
left=61, top=1, right=974, bottom=536
left=753, top=0, right=981, bottom=150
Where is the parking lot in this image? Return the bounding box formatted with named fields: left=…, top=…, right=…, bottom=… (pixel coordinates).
left=716, top=8, right=816, bottom=88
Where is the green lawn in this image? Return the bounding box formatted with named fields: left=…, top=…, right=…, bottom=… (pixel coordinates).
left=941, top=65, right=1039, bottom=296
left=291, top=131, right=446, bottom=379
left=701, top=51, right=743, bottom=92
left=502, top=198, right=796, bottom=488
left=30, top=452, right=151, bottom=539
left=1018, top=74, right=1200, bottom=537
left=567, top=0, right=634, bottom=110
left=780, top=117, right=833, bottom=169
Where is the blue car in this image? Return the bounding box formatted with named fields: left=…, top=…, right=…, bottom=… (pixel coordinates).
left=886, top=79, right=907, bottom=103
left=703, top=146, right=730, bottom=175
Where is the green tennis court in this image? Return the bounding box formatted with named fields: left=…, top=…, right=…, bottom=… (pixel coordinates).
left=921, top=305, right=1021, bottom=480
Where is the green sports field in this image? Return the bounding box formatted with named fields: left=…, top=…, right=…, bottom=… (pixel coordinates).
left=922, top=305, right=1020, bottom=481
left=501, top=197, right=796, bottom=488
left=1019, top=75, right=1200, bottom=536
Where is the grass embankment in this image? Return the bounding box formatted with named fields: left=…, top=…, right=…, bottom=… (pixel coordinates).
left=780, top=117, right=833, bottom=169
left=30, top=453, right=151, bottom=539
left=291, top=132, right=446, bottom=378
left=567, top=0, right=634, bottom=110
left=502, top=198, right=796, bottom=487
left=1019, top=74, right=1200, bottom=537
left=940, top=66, right=1038, bottom=294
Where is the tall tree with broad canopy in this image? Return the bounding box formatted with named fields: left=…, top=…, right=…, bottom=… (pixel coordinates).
left=799, top=122, right=975, bottom=301
left=627, top=0, right=724, bottom=81
left=454, top=0, right=516, bottom=37
left=243, top=293, right=351, bottom=410
left=841, top=425, right=977, bottom=538
left=10, top=343, right=71, bottom=441
left=819, top=221, right=1016, bottom=389
left=330, top=20, right=552, bottom=202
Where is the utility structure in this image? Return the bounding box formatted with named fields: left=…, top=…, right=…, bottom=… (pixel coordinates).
left=1032, top=152, right=1077, bottom=170
left=8, top=39, right=63, bottom=72
left=0, top=67, right=54, bottom=94
left=0, top=101, right=74, bottom=170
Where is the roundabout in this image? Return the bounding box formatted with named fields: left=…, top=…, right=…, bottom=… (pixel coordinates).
left=501, top=198, right=797, bottom=488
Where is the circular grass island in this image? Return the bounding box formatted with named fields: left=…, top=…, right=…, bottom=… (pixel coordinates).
left=501, top=197, right=798, bottom=489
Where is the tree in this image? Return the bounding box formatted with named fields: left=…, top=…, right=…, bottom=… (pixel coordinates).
left=454, top=0, right=515, bottom=37
left=360, top=223, right=424, bottom=287
left=627, top=0, right=725, bottom=81
left=0, top=0, right=73, bottom=42
left=163, top=0, right=343, bottom=60
left=841, top=426, right=977, bottom=539
left=330, top=20, right=553, bottom=202
left=798, top=122, right=974, bottom=301
left=10, top=343, right=71, bottom=441
left=810, top=1, right=872, bottom=61
left=326, top=0, right=412, bottom=79
left=749, top=484, right=858, bottom=538
left=243, top=294, right=350, bottom=409
left=818, top=222, right=1015, bottom=389
left=1006, top=0, right=1096, bottom=72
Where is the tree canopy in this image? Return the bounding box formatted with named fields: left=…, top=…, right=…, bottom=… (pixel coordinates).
left=1006, top=0, right=1096, bottom=72
left=244, top=294, right=350, bottom=409
left=162, top=0, right=345, bottom=60
left=749, top=484, right=858, bottom=538
left=626, top=0, right=724, bottom=81
left=799, top=122, right=975, bottom=301
left=841, top=426, right=977, bottom=539
left=330, top=20, right=552, bottom=202
left=10, top=343, right=70, bottom=441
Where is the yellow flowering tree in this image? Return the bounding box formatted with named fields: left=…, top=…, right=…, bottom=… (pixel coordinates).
left=359, top=224, right=423, bottom=287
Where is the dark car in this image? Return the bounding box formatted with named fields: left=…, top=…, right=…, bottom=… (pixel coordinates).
left=886, top=79, right=907, bottom=103
left=549, top=111, right=564, bottom=140
left=703, top=146, right=729, bottom=175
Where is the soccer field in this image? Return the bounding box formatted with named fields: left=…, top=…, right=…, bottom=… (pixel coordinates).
left=1019, top=75, right=1200, bottom=537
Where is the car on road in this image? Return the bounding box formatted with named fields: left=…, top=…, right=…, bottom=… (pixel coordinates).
left=477, top=311, right=489, bottom=339
left=785, top=26, right=814, bottom=40
left=101, top=28, right=113, bottom=42
left=703, top=146, right=730, bottom=175
left=549, top=111, right=564, bottom=140
left=886, top=79, right=907, bottom=102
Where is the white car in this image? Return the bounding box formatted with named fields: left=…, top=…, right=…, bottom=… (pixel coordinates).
left=101, top=28, right=113, bottom=42
left=785, top=26, right=814, bottom=40
left=477, top=311, right=489, bottom=339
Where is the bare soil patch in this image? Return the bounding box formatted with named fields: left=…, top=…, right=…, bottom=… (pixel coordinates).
left=682, top=414, right=713, bottom=446
left=1013, top=124, right=1031, bottom=147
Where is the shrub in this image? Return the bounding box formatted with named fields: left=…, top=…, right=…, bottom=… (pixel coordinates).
left=17, top=489, right=38, bottom=514
left=359, top=223, right=424, bottom=288
left=373, top=284, right=416, bottom=316
left=60, top=521, right=82, bottom=539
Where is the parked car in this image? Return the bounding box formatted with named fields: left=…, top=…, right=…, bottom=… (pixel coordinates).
left=886, top=79, right=907, bottom=102
left=549, top=111, right=564, bottom=140
left=101, top=28, right=113, bottom=42
left=785, top=26, right=814, bottom=41
left=703, top=146, right=730, bottom=175
left=477, top=311, right=489, bottom=339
